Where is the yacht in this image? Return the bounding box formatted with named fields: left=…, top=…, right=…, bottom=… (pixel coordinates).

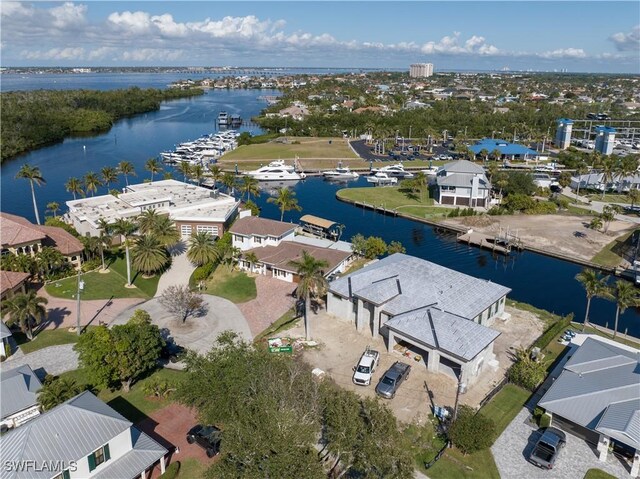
left=421, top=166, right=440, bottom=177
left=366, top=172, right=398, bottom=186
left=322, top=163, right=359, bottom=180
left=371, top=163, right=414, bottom=178
left=246, top=160, right=306, bottom=181
left=217, top=111, right=229, bottom=127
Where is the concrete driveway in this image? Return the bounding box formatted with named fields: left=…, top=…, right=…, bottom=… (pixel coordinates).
left=491, top=408, right=632, bottom=478
left=110, top=295, right=252, bottom=356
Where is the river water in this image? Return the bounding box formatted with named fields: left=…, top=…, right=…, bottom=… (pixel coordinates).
left=2, top=73, right=638, bottom=337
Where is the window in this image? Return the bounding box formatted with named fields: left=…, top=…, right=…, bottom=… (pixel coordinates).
left=88, top=444, right=111, bottom=471
left=254, top=236, right=263, bottom=244
left=52, top=470, right=70, bottom=479
left=197, top=225, right=219, bottom=236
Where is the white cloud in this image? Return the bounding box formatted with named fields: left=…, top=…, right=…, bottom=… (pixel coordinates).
left=539, top=48, right=587, bottom=59
left=419, top=32, right=500, bottom=56
left=1, top=2, right=34, bottom=18
left=151, top=14, right=188, bottom=38
left=107, top=10, right=152, bottom=35
left=23, top=47, right=86, bottom=60
left=121, top=48, right=186, bottom=62
left=49, top=2, right=87, bottom=29
left=609, top=25, right=640, bottom=52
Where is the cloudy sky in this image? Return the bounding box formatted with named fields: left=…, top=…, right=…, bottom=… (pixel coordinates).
left=1, top=1, right=639, bottom=73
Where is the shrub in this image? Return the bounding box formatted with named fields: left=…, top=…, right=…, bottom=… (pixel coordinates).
left=449, top=406, right=496, bottom=454
left=540, top=413, right=551, bottom=428
left=447, top=208, right=461, bottom=218
left=158, top=461, right=180, bottom=479
left=503, top=194, right=536, bottom=213
left=44, top=217, right=81, bottom=237
left=532, top=313, right=573, bottom=351
left=525, top=201, right=557, bottom=215
left=128, top=309, right=152, bottom=325
left=142, top=377, right=175, bottom=398
left=193, top=262, right=215, bottom=282
left=508, top=355, right=546, bottom=391
left=81, top=258, right=101, bottom=272
left=487, top=206, right=504, bottom=216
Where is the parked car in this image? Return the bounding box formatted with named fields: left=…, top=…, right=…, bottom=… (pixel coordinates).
left=161, top=340, right=186, bottom=363
left=375, top=361, right=411, bottom=399
left=186, top=425, right=222, bottom=458
left=352, top=346, right=380, bottom=386
left=529, top=427, right=566, bottom=469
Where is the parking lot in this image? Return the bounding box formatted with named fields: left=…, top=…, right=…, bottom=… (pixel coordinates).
left=350, top=139, right=452, bottom=164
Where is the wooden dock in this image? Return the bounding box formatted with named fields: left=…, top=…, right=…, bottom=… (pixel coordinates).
left=457, top=230, right=522, bottom=255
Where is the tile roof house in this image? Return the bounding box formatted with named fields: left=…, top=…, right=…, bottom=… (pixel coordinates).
left=327, top=253, right=510, bottom=385
left=435, top=160, right=492, bottom=208
left=538, top=336, right=640, bottom=476
left=0, top=391, right=168, bottom=479
left=0, top=213, right=83, bottom=270
left=0, top=270, right=30, bottom=302
left=230, top=216, right=297, bottom=251
left=1, top=364, right=43, bottom=429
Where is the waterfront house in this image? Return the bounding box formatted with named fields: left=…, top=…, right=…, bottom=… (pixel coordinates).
left=434, top=160, right=492, bottom=208
left=0, top=390, right=168, bottom=479
left=0, top=270, right=30, bottom=302
left=538, top=336, right=640, bottom=476
left=570, top=172, right=640, bottom=193
left=0, top=213, right=83, bottom=270
left=65, top=180, right=239, bottom=239
left=230, top=215, right=296, bottom=251
left=0, top=321, right=13, bottom=359
left=327, top=253, right=510, bottom=385
left=1, top=364, right=43, bottom=429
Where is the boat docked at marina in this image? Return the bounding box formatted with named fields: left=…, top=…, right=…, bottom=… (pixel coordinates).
left=218, top=111, right=229, bottom=126
left=322, top=163, right=359, bottom=180
left=246, top=160, right=306, bottom=181
left=371, top=163, right=414, bottom=178
left=366, top=172, right=398, bottom=186
left=160, top=130, right=239, bottom=165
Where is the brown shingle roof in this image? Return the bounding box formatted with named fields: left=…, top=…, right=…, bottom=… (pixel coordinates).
left=39, top=226, right=83, bottom=256
left=246, top=241, right=350, bottom=274
left=230, top=216, right=296, bottom=238
left=0, top=270, right=30, bottom=295
left=0, top=213, right=46, bottom=247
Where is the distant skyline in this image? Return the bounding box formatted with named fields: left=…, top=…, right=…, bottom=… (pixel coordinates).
left=1, top=1, right=639, bottom=73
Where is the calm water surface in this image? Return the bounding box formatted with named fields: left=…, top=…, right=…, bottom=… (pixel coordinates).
left=1, top=74, right=638, bottom=336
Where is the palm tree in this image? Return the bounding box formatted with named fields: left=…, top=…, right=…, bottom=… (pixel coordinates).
left=239, top=176, right=260, bottom=201
left=137, top=209, right=162, bottom=236
left=96, top=218, right=112, bottom=272
left=38, top=376, right=83, bottom=411
left=152, top=215, right=180, bottom=247
left=83, top=172, right=102, bottom=197
left=65, top=177, right=84, bottom=200
left=599, top=156, right=616, bottom=199
left=177, top=162, right=192, bottom=183
left=145, top=158, right=163, bottom=183
left=101, top=166, right=118, bottom=190
left=187, top=231, right=218, bottom=266
left=267, top=187, right=302, bottom=221
left=118, top=161, right=136, bottom=186
left=1, top=291, right=48, bottom=340
left=628, top=188, right=640, bottom=208
left=244, top=251, right=259, bottom=272
left=491, top=148, right=502, bottom=162
left=479, top=148, right=489, bottom=164
left=575, top=269, right=609, bottom=332
left=46, top=202, right=60, bottom=218
left=221, top=172, right=236, bottom=194
left=289, top=251, right=329, bottom=340
left=191, top=164, right=205, bottom=186
left=574, top=162, right=589, bottom=200
left=610, top=280, right=640, bottom=338
left=111, top=218, right=138, bottom=286
left=209, top=165, right=223, bottom=187
left=16, top=164, right=45, bottom=225
left=131, top=234, right=169, bottom=276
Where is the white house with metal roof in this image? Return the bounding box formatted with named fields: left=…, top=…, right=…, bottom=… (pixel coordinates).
left=1, top=321, right=13, bottom=358
left=538, top=336, right=640, bottom=476
left=0, top=391, right=168, bottom=479
left=327, top=253, right=510, bottom=385
left=434, top=160, right=492, bottom=207
left=1, top=364, right=42, bottom=430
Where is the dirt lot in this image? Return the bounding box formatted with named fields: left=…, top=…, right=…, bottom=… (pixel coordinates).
left=288, top=305, right=544, bottom=425
left=442, top=214, right=635, bottom=264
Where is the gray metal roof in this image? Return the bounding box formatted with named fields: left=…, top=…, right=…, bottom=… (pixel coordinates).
left=332, top=253, right=510, bottom=320
left=437, top=172, right=490, bottom=189
left=441, top=160, right=485, bottom=174
left=1, top=321, right=12, bottom=340
left=93, top=428, right=167, bottom=479
left=596, top=400, right=640, bottom=450
left=0, top=364, right=42, bottom=419
left=0, top=391, right=133, bottom=479
left=353, top=276, right=401, bottom=306
left=539, top=337, right=640, bottom=448
left=385, top=307, right=501, bottom=361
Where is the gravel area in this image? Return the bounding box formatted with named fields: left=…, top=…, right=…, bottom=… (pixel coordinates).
left=3, top=344, right=78, bottom=379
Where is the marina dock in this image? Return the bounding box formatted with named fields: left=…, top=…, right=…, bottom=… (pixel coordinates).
left=457, top=229, right=523, bottom=255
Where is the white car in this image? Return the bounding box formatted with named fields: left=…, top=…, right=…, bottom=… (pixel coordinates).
left=352, top=347, right=380, bottom=386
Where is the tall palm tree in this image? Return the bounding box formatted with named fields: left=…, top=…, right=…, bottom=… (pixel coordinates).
left=152, top=215, right=180, bottom=247
left=46, top=202, right=60, bottom=218
left=83, top=172, right=102, bottom=197
left=209, top=165, right=223, bottom=187
left=289, top=251, right=329, bottom=340
left=137, top=209, right=162, bottom=236
left=479, top=148, right=489, bottom=164
left=574, top=162, right=589, bottom=200
left=244, top=251, right=259, bottom=272
left=118, top=161, right=136, bottom=187
left=177, top=161, right=192, bottom=183
left=111, top=218, right=138, bottom=286
left=239, top=176, right=260, bottom=201
left=221, top=172, right=236, bottom=194
left=96, top=218, right=112, bottom=272
left=187, top=231, right=218, bottom=266
left=65, top=177, right=84, bottom=200
left=145, top=158, right=163, bottom=183
left=267, top=187, right=302, bottom=221
left=16, top=164, right=45, bottom=225
left=131, top=234, right=169, bottom=276
left=491, top=148, right=502, bottom=162
left=575, top=269, right=609, bottom=332
left=1, top=291, right=48, bottom=341
left=38, top=376, right=83, bottom=411
left=101, top=166, right=118, bottom=190
left=611, top=280, right=640, bottom=338
left=191, top=164, right=205, bottom=186
left=599, top=156, right=616, bottom=199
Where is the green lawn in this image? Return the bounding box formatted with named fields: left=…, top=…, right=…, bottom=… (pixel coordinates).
left=583, top=468, right=617, bottom=479
left=427, top=448, right=500, bottom=479
left=204, top=267, right=257, bottom=304
left=13, top=328, right=81, bottom=354
left=220, top=136, right=359, bottom=161
left=338, top=185, right=434, bottom=208
left=176, top=458, right=206, bottom=479
left=591, top=230, right=636, bottom=268
left=254, top=308, right=300, bottom=343
left=479, top=384, right=531, bottom=437
left=45, top=269, right=148, bottom=300
left=108, top=252, right=160, bottom=297
left=59, top=368, right=183, bottom=423
left=586, top=193, right=632, bottom=204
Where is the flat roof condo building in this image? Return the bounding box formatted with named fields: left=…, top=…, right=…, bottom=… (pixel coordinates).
left=65, top=179, right=240, bottom=239
left=410, top=63, right=434, bottom=78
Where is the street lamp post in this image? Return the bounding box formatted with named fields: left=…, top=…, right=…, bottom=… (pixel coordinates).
left=76, top=273, right=85, bottom=336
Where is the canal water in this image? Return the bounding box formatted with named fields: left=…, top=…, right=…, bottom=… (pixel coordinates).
left=1, top=74, right=638, bottom=337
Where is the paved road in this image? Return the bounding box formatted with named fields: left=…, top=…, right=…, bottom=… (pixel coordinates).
left=3, top=344, right=78, bottom=379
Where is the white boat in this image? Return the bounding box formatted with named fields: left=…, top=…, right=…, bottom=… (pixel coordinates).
left=322, top=163, right=359, bottom=180
left=366, top=172, right=398, bottom=186
left=246, top=160, right=306, bottom=181
left=371, top=163, right=414, bottom=178
left=421, top=166, right=440, bottom=177
left=218, top=111, right=229, bottom=126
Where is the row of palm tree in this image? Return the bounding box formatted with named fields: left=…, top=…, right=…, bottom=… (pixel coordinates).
left=1, top=291, right=48, bottom=341
left=576, top=268, right=640, bottom=337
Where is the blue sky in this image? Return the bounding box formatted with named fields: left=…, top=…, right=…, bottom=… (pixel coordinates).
left=1, top=1, right=639, bottom=72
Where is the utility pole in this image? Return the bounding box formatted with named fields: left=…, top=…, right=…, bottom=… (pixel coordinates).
left=76, top=272, right=85, bottom=336
left=452, top=373, right=466, bottom=423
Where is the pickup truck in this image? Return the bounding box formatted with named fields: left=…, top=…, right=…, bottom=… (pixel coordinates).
left=352, top=347, right=380, bottom=386
left=529, top=427, right=566, bottom=469
left=375, top=361, right=411, bottom=399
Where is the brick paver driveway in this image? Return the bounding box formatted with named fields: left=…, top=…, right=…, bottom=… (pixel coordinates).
left=237, top=275, right=296, bottom=336
left=491, top=408, right=632, bottom=478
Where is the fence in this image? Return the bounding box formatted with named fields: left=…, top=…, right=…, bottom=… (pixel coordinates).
left=424, top=441, right=451, bottom=470
left=478, top=376, right=509, bottom=409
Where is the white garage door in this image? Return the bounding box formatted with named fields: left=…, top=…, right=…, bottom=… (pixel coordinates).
left=197, top=225, right=219, bottom=237
left=180, top=225, right=192, bottom=238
